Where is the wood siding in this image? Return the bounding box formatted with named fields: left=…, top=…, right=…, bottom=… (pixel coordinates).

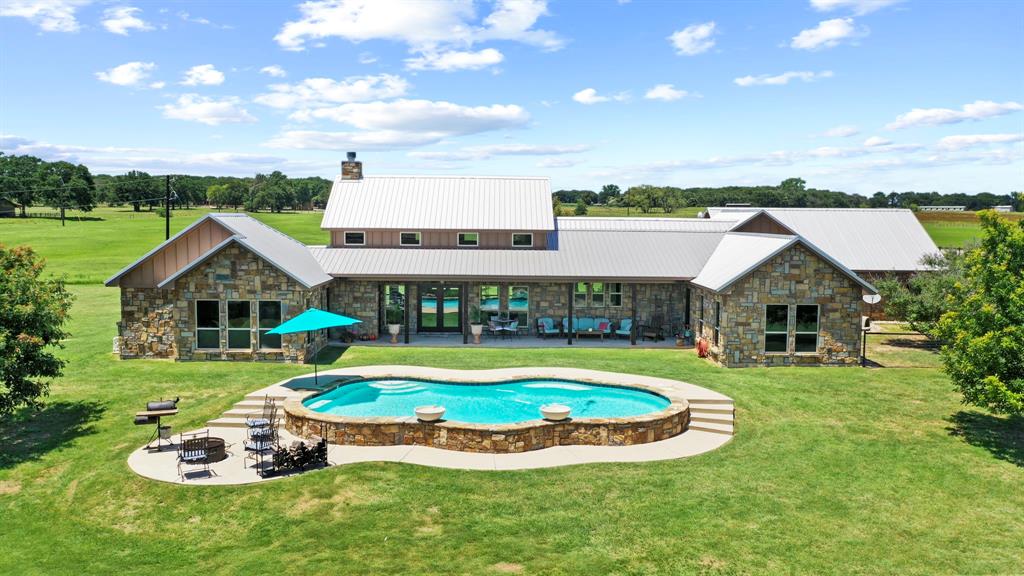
left=731, top=213, right=794, bottom=235
left=118, top=219, right=233, bottom=288
left=329, top=229, right=548, bottom=250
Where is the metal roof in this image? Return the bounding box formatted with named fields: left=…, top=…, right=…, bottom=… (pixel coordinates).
left=105, top=213, right=332, bottom=289
left=556, top=217, right=735, bottom=232
left=691, top=232, right=877, bottom=293
left=311, top=229, right=724, bottom=281
left=320, top=175, right=555, bottom=231
left=705, top=207, right=940, bottom=271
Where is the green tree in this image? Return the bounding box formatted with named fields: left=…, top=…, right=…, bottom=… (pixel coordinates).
left=598, top=184, right=621, bottom=204
left=574, top=199, right=588, bottom=215
left=0, top=153, right=43, bottom=216
left=251, top=171, right=294, bottom=213
left=0, top=244, right=74, bottom=416
left=876, top=249, right=967, bottom=333
left=114, top=170, right=160, bottom=212
left=933, top=212, right=1024, bottom=415
left=1011, top=191, right=1023, bottom=212
left=37, top=161, right=96, bottom=219
left=552, top=195, right=562, bottom=216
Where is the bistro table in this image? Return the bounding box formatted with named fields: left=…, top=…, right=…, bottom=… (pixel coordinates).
left=494, top=317, right=517, bottom=338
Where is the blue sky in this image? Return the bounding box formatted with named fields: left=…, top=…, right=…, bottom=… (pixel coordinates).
left=1, top=0, right=1021, bottom=195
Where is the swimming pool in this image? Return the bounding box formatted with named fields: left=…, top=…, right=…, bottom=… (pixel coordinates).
left=304, top=378, right=670, bottom=424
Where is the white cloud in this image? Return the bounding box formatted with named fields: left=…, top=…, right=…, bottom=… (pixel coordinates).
left=406, top=48, right=504, bottom=72
left=937, top=133, right=1024, bottom=150
left=810, top=0, right=901, bottom=15
left=95, top=61, right=156, bottom=87
left=409, top=143, right=590, bottom=161
left=178, top=11, right=232, bottom=29
left=274, top=0, right=563, bottom=54
left=260, top=65, right=287, bottom=78
left=148, top=81, right=166, bottom=89
left=822, top=125, right=860, bottom=137
left=572, top=88, right=629, bottom=105
left=734, top=70, right=833, bottom=87
left=358, top=52, right=377, bottom=64
left=644, top=84, right=689, bottom=101
left=887, top=100, right=1024, bottom=129
left=0, top=0, right=90, bottom=33
left=537, top=157, right=583, bottom=168
left=668, top=21, right=716, bottom=56
left=863, top=136, right=892, bottom=147
left=181, top=64, right=225, bottom=86
left=265, top=98, right=529, bottom=149
left=254, top=74, right=409, bottom=109
left=101, top=6, right=153, bottom=35
left=160, top=94, right=257, bottom=126
left=791, top=18, right=861, bottom=50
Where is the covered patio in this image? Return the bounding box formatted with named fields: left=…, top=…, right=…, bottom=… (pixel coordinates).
left=339, top=333, right=685, bottom=349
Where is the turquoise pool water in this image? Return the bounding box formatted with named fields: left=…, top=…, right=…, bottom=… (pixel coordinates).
left=303, top=379, right=670, bottom=424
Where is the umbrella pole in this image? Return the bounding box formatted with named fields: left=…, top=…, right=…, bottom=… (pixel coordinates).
left=311, top=330, right=318, bottom=387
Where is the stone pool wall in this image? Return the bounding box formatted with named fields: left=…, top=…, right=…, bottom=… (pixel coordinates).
left=284, top=400, right=689, bottom=453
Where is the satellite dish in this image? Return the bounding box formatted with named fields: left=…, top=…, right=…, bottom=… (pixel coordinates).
left=863, top=294, right=882, bottom=305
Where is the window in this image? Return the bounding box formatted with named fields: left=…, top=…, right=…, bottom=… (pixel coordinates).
left=608, top=283, right=623, bottom=307
left=400, top=232, right=421, bottom=246
left=795, top=305, right=819, bottom=353
left=713, top=302, right=721, bottom=346
left=458, top=232, right=479, bottom=247
left=196, top=300, right=220, bottom=349
left=258, top=301, right=282, bottom=349
left=383, top=285, right=405, bottom=328
left=698, top=295, right=705, bottom=335
left=764, top=304, right=789, bottom=353
left=574, top=282, right=589, bottom=307
left=509, top=285, right=529, bottom=325
left=479, top=285, right=499, bottom=315
left=512, top=233, right=533, bottom=247
left=344, top=231, right=365, bottom=245
left=227, top=301, right=251, bottom=349
left=591, top=282, right=605, bottom=306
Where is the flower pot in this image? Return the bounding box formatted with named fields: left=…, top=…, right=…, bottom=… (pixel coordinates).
left=388, top=323, right=401, bottom=344
left=415, top=405, right=445, bottom=422
left=470, top=323, right=483, bottom=344
left=540, top=404, right=571, bottom=421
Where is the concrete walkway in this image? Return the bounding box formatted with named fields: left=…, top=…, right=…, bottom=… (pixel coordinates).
left=127, top=366, right=735, bottom=486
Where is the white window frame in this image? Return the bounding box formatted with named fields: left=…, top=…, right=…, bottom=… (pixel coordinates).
left=608, top=283, right=623, bottom=307
left=457, top=232, right=479, bottom=247
left=591, top=282, right=606, bottom=307
left=400, top=231, right=422, bottom=246
left=343, top=231, right=365, bottom=246
left=574, top=282, right=589, bottom=307
left=195, top=299, right=220, bottom=350
left=511, top=233, right=533, bottom=247
left=764, top=304, right=790, bottom=354
left=257, top=300, right=283, bottom=350
left=508, top=285, right=530, bottom=326
left=226, top=300, right=252, bottom=350
left=794, top=304, right=820, bottom=354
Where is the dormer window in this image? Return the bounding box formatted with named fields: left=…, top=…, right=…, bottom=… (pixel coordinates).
left=458, top=232, right=479, bottom=247
left=512, top=233, right=533, bottom=247
left=400, top=232, right=422, bottom=246
left=344, top=231, right=365, bottom=245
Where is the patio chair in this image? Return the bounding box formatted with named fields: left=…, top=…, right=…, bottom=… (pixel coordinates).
left=244, top=423, right=279, bottom=477
left=640, top=314, right=665, bottom=341
left=508, top=320, right=520, bottom=338
left=615, top=318, right=633, bottom=339
left=536, top=317, right=560, bottom=338
left=487, top=320, right=503, bottom=338
left=246, top=395, right=274, bottom=428
left=177, top=430, right=212, bottom=480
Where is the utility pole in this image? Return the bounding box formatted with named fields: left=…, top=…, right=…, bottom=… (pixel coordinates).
left=165, top=175, right=171, bottom=240
left=59, top=175, right=66, bottom=227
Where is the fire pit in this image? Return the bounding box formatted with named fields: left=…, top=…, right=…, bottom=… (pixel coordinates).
left=205, top=437, right=227, bottom=463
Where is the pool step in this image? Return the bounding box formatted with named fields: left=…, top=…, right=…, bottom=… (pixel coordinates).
left=209, top=394, right=290, bottom=429
left=687, top=420, right=734, bottom=435
left=689, top=412, right=734, bottom=425
left=687, top=400, right=735, bottom=435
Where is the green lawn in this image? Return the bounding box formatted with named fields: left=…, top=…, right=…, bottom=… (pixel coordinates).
left=1, top=209, right=1023, bottom=575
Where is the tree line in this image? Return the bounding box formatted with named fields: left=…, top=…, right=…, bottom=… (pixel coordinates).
left=0, top=153, right=332, bottom=216
left=555, top=178, right=1022, bottom=213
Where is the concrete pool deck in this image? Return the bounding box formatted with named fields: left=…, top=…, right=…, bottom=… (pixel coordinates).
left=127, top=366, right=735, bottom=485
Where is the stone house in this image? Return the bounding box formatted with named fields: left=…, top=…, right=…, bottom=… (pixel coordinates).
left=106, top=154, right=939, bottom=367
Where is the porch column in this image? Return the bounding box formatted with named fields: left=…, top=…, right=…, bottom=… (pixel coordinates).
left=403, top=282, right=410, bottom=344
left=567, top=282, right=574, bottom=345
left=376, top=281, right=383, bottom=337
left=462, top=281, right=469, bottom=344
left=630, top=284, right=637, bottom=346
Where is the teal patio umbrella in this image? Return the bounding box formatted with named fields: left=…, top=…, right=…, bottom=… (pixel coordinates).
left=266, top=308, right=362, bottom=385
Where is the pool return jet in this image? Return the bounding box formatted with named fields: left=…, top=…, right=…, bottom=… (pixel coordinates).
left=265, top=308, right=362, bottom=387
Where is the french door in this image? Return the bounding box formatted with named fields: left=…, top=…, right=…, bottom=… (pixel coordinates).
left=418, top=283, right=462, bottom=332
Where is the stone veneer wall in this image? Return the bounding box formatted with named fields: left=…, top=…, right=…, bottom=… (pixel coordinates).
left=695, top=244, right=864, bottom=367
left=328, top=280, right=379, bottom=338
left=285, top=402, right=689, bottom=453
left=118, top=244, right=325, bottom=362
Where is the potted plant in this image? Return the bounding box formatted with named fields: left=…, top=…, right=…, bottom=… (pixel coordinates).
left=385, top=304, right=403, bottom=344
left=469, top=304, right=483, bottom=344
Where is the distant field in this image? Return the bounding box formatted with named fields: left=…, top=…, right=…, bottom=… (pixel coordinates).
left=915, top=211, right=1022, bottom=248
left=564, top=205, right=705, bottom=218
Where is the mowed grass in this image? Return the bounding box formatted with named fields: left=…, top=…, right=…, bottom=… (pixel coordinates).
left=1, top=208, right=1023, bottom=575
left=916, top=211, right=1023, bottom=248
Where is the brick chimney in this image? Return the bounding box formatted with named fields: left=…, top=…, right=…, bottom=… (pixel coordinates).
left=341, top=151, right=363, bottom=180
